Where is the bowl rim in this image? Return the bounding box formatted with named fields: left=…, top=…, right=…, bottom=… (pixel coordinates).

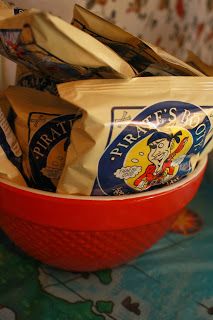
left=0, top=156, right=207, bottom=202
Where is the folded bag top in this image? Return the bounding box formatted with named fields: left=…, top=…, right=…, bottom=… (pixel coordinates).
left=72, top=4, right=204, bottom=77
left=0, top=9, right=135, bottom=82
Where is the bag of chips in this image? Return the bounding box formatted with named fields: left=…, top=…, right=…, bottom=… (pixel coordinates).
left=0, top=94, right=26, bottom=185
left=186, top=51, right=213, bottom=76
left=5, top=86, right=81, bottom=192
left=0, top=0, right=24, bottom=91
left=72, top=4, right=204, bottom=77
left=57, top=77, right=213, bottom=196
left=0, top=9, right=135, bottom=86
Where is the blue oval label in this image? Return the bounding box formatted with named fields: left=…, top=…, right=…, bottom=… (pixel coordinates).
left=93, top=101, right=211, bottom=196
left=28, top=113, right=80, bottom=192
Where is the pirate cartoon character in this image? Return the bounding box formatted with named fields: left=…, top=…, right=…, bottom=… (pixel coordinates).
left=134, top=131, right=188, bottom=190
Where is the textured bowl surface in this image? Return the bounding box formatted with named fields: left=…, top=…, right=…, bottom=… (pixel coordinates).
left=0, top=157, right=207, bottom=271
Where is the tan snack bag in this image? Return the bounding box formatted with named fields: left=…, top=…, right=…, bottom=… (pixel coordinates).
left=186, top=51, right=213, bottom=76
left=57, top=77, right=213, bottom=196
left=5, top=86, right=81, bottom=192
left=0, top=139, right=26, bottom=186
left=72, top=5, right=204, bottom=77
left=0, top=95, right=26, bottom=186
left=0, top=9, right=135, bottom=83
left=0, top=1, right=24, bottom=91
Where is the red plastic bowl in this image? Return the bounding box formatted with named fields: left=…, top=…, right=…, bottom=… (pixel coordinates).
left=0, top=157, right=207, bottom=271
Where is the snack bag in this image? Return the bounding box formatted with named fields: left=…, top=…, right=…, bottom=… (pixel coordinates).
left=0, top=1, right=24, bottom=91
left=0, top=94, right=26, bottom=186
left=5, top=86, right=81, bottom=192
left=0, top=5, right=39, bottom=96
left=0, top=9, right=135, bottom=85
left=72, top=5, right=204, bottom=77
left=186, top=51, right=213, bottom=76
left=57, top=77, right=213, bottom=196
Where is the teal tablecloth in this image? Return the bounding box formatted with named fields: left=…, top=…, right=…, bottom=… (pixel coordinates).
left=0, top=178, right=212, bottom=320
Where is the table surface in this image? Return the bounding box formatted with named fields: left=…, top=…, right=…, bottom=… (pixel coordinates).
left=0, top=178, right=212, bottom=320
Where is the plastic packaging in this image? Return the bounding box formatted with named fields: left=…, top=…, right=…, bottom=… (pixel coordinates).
left=57, top=77, right=213, bottom=196
left=5, top=86, right=81, bottom=192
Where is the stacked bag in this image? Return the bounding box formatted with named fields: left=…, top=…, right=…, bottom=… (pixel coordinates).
left=0, top=1, right=212, bottom=195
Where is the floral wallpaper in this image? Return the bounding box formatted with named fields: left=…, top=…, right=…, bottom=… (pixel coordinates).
left=83, top=0, right=213, bottom=65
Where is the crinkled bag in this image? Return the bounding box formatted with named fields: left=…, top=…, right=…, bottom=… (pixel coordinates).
left=57, top=77, right=213, bottom=196
left=5, top=86, right=81, bottom=192
left=0, top=9, right=134, bottom=87
left=72, top=4, right=204, bottom=77
left=0, top=94, right=26, bottom=185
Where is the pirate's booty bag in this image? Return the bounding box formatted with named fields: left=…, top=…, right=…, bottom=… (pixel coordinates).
left=57, top=77, right=213, bottom=196
left=0, top=3, right=54, bottom=96
left=72, top=4, right=204, bottom=77
left=0, top=4, right=52, bottom=96
left=5, top=86, right=81, bottom=192
left=0, top=9, right=135, bottom=87
left=0, top=94, right=26, bottom=186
